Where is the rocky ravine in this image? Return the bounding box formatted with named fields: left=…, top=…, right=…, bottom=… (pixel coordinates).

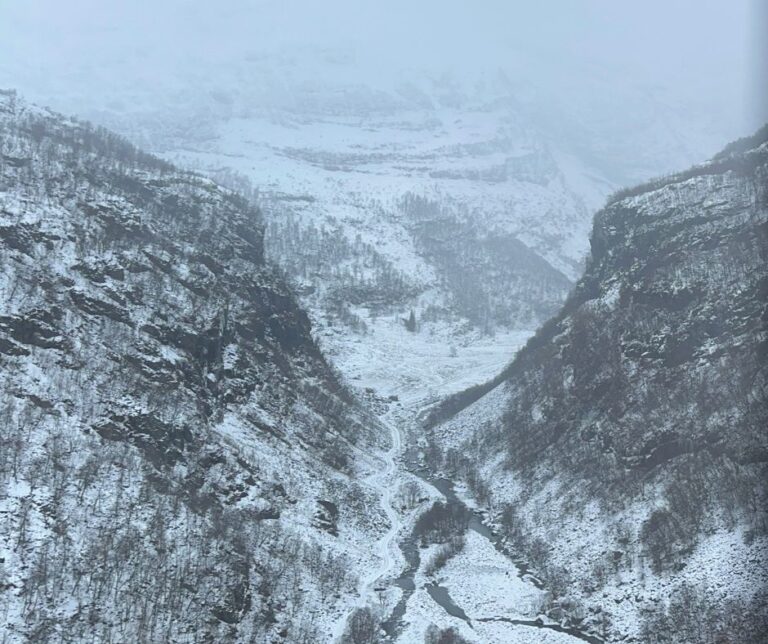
left=427, top=127, right=768, bottom=642
left=2, top=88, right=765, bottom=644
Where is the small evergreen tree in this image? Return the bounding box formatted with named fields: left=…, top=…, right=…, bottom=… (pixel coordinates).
left=405, top=309, right=417, bottom=332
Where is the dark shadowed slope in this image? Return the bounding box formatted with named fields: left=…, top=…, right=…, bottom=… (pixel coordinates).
left=0, top=90, right=387, bottom=643
left=428, top=127, right=768, bottom=642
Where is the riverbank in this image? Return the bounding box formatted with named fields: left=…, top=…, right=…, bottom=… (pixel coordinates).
left=374, top=403, right=603, bottom=644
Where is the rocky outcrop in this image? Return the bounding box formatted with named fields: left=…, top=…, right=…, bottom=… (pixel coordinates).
left=0, top=93, right=383, bottom=643
left=430, top=127, right=768, bottom=642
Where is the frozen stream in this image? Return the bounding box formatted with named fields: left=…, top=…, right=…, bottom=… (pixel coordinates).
left=325, top=322, right=603, bottom=642
left=343, top=397, right=605, bottom=644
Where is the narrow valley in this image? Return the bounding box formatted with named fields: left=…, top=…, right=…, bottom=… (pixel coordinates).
left=0, top=3, right=765, bottom=642
left=329, top=347, right=606, bottom=643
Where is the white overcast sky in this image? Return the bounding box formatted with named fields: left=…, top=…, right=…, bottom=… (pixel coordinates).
left=0, top=0, right=764, bottom=132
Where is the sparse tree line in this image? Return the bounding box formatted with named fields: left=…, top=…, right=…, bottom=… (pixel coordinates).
left=423, top=535, right=466, bottom=578
left=263, top=207, right=420, bottom=333
left=0, top=403, right=358, bottom=642
left=399, top=192, right=570, bottom=332
left=260, top=188, right=570, bottom=338
left=606, top=128, right=768, bottom=205
left=0, top=96, right=380, bottom=642
left=424, top=423, right=768, bottom=642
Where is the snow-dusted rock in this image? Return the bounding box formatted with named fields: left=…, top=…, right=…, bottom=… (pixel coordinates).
left=430, top=127, right=768, bottom=641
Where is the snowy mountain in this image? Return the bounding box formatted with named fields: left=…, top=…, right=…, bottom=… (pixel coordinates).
left=426, top=127, right=768, bottom=641
left=1, top=37, right=762, bottom=639
left=12, top=47, right=734, bottom=398
left=150, top=78, right=589, bottom=349
left=113, top=65, right=722, bottom=397
left=0, top=91, right=396, bottom=642
left=0, top=1, right=754, bottom=404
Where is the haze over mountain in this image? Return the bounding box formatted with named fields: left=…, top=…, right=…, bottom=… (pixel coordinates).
left=5, top=1, right=760, bottom=395
left=0, top=1, right=762, bottom=132
left=0, top=2, right=766, bottom=643
left=0, top=1, right=762, bottom=167
left=2, top=4, right=761, bottom=362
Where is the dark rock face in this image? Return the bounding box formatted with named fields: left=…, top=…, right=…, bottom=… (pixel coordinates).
left=0, top=94, right=378, bottom=642
left=433, top=129, right=768, bottom=641
left=405, top=199, right=573, bottom=328
left=0, top=308, right=66, bottom=349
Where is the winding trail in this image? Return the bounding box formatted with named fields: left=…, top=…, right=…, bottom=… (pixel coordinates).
left=331, top=412, right=404, bottom=642
left=361, top=414, right=403, bottom=596
left=330, top=332, right=602, bottom=643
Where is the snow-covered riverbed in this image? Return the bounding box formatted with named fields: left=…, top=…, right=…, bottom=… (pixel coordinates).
left=324, top=323, right=601, bottom=643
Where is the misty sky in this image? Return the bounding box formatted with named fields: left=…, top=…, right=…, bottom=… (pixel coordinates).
left=0, top=1, right=764, bottom=137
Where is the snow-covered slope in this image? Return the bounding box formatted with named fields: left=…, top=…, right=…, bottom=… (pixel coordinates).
left=428, top=127, right=768, bottom=642
left=166, top=92, right=586, bottom=354
left=115, top=75, right=592, bottom=401
left=112, top=61, right=732, bottom=401
left=3, top=45, right=740, bottom=399
left=0, top=91, right=394, bottom=642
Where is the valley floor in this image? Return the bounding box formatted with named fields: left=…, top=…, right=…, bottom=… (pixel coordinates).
left=320, top=319, right=599, bottom=643
left=316, top=311, right=532, bottom=408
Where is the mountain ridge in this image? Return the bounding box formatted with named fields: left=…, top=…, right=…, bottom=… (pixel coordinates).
left=426, top=125, right=768, bottom=641
left=0, top=90, right=391, bottom=643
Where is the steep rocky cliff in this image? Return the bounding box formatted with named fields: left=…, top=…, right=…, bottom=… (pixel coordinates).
left=429, top=127, right=768, bottom=641
left=0, top=91, right=386, bottom=642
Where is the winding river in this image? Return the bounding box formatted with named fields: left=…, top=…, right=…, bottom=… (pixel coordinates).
left=380, top=438, right=603, bottom=643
